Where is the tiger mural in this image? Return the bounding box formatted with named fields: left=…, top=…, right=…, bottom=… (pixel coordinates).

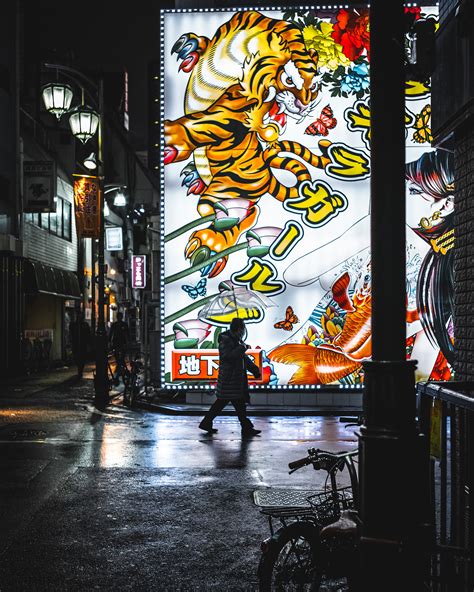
left=165, top=10, right=337, bottom=277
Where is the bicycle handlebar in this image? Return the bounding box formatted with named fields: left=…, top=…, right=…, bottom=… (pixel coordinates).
left=288, top=457, right=312, bottom=470
left=288, top=448, right=358, bottom=473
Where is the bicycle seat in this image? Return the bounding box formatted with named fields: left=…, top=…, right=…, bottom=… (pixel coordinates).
left=320, top=510, right=358, bottom=539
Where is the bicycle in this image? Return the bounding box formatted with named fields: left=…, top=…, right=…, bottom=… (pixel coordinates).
left=122, top=353, right=144, bottom=408
left=254, top=446, right=360, bottom=591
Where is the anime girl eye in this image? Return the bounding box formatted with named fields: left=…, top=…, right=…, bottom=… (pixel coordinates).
left=408, top=185, right=423, bottom=196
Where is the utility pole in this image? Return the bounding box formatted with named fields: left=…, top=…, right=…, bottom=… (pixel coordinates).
left=93, top=78, right=109, bottom=409
left=358, top=1, right=427, bottom=588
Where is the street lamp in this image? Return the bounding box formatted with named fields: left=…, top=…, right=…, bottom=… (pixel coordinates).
left=69, top=104, right=99, bottom=143
left=42, top=62, right=109, bottom=409
left=41, top=82, right=74, bottom=120
left=113, top=192, right=127, bottom=207
left=83, top=152, right=97, bottom=171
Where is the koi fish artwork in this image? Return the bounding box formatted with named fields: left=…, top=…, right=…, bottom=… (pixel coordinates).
left=268, top=277, right=371, bottom=384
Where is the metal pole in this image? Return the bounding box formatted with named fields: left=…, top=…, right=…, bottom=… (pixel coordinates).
left=93, top=78, right=109, bottom=408
left=358, top=0, right=426, bottom=588
left=91, top=238, right=96, bottom=335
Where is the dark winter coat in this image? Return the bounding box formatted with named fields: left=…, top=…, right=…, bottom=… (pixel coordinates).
left=216, top=329, right=260, bottom=402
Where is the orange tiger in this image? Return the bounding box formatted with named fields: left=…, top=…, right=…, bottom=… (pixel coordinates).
left=164, top=11, right=332, bottom=277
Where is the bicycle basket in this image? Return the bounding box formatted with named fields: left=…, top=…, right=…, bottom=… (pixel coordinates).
left=306, top=487, right=353, bottom=526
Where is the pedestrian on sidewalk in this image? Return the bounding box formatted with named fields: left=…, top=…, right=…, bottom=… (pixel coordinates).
left=199, top=317, right=262, bottom=437
left=69, top=312, right=91, bottom=379
left=108, top=311, right=130, bottom=381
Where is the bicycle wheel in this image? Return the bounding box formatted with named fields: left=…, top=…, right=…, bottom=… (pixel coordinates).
left=127, top=376, right=139, bottom=407
left=258, top=521, right=320, bottom=591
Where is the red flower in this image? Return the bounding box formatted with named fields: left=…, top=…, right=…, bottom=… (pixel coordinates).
left=404, top=6, right=422, bottom=32
left=331, top=8, right=370, bottom=62
left=404, top=6, right=422, bottom=20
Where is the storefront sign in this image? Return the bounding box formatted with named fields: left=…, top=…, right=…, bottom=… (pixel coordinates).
left=105, top=227, right=123, bottom=250
left=131, top=255, right=146, bottom=289
left=73, top=174, right=101, bottom=238
left=23, top=161, right=56, bottom=213
left=24, top=329, right=54, bottom=341
left=171, top=349, right=262, bottom=381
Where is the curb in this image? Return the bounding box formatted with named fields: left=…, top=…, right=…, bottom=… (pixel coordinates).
left=134, top=400, right=362, bottom=416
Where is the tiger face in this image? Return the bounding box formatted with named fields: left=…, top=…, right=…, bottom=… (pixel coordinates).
left=241, top=39, right=321, bottom=138
left=272, top=57, right=321, bottom=123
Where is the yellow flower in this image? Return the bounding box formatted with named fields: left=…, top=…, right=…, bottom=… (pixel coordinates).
left=303, top=23, right=351, bottom=71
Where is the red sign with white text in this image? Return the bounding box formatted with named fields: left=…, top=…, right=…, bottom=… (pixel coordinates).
left=171, top=349, right=263, bottom=382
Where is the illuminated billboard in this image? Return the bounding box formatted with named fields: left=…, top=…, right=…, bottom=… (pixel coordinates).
left=161, top=5, right=452, bottom=390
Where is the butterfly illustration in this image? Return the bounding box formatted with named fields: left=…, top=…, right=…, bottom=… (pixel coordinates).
left=274, top=306, right=299, bottom=331
left=305, top=105, right=337, bottom=136
left=412, top=104, right=432, bottom=144
left=182, top=278, right=207, bottom=299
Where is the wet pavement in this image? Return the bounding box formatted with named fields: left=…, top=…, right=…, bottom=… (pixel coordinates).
left=0, top=368, right=358, bottom=591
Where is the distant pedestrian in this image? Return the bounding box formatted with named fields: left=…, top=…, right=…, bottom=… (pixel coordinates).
left=109, top=311, right=130, bottom=378
left=199, top=317, right=262, bottom=437
left=69, top=313, right=91, bottom=378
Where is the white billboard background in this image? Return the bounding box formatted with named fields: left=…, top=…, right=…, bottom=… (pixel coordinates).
left=162, top=6, right=443, bottom=388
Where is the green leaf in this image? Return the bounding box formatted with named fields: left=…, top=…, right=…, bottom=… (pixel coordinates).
left=200, top=340, right=214, bottom=349
left=172, top=322, right=188, bottom=336
left=212, top=327, right=222, bottom=349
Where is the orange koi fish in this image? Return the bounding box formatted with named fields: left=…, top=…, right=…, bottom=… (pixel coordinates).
left=269, top=286, right=372, bottom=384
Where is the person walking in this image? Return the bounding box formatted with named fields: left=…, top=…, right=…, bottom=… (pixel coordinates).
left=199, top=317, right=262, bottom=437
left=69, top=313, right=91, bottom=378
left=108, top=311, right=130, bottom=381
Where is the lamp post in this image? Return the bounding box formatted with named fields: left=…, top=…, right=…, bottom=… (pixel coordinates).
left=42, top=63, right=109, bottom=409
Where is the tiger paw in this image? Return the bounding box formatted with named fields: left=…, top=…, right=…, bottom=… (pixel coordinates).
left=181, top=163, right=206, bottom=195
left=172, top=33, right=209, bottom=73
left=185, top=231, right=230, bottom=278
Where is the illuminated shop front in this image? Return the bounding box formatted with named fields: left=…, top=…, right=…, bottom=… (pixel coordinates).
left=160, top=5, right=451, bottom=401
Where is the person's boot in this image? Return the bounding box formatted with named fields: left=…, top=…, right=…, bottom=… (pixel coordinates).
left=199, top=420, right=218, bottom=434
left=241, top=427, right=261, bottom=437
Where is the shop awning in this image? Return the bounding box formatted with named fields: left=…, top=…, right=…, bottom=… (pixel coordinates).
left=24, top=260, right=81, bottom=300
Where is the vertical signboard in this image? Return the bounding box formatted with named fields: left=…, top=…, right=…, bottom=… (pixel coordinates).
left=23, top=161, right=56, bottom=213
left=105, top=227, right=123, bottom=251
left=132, top=255, right=146, bottom=289
left=73, top=175, right=101, bottom=239
left=161, top=6, right=449, bottom=390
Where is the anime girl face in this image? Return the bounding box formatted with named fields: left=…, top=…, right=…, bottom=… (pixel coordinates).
left=405, top=150, right=454, bottom=232
left=406, top=179, right=453, bottom=228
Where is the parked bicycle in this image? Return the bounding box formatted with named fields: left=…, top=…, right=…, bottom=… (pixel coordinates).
left=122, top=354, right=144, bottom=408
left=254, top=444, right=360, bottom=591
left=106, top=348, right=145, bottom=408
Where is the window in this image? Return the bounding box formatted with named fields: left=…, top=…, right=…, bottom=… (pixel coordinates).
left=40, top=212, right=49, bottom=231
left=24, top=197, right=72, bottom=241
left=49, top=199, right=58, bottom=235
left=62, top=201, right=71, bottom=240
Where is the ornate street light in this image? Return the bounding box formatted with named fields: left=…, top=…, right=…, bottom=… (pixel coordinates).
left=41, top=82, right=74, bottom=120
left=68, top=104, right=99, bottom=143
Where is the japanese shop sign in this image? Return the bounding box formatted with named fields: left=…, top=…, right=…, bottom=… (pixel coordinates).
left=23, top=161, right=56, bottom=213
left=171, top=349, right=263, bottom=381
left=73, top=174, right=101, bottom=238
left=105, top=227, right=123, bottom=251
left=132, top=255, right=146, bottom=289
